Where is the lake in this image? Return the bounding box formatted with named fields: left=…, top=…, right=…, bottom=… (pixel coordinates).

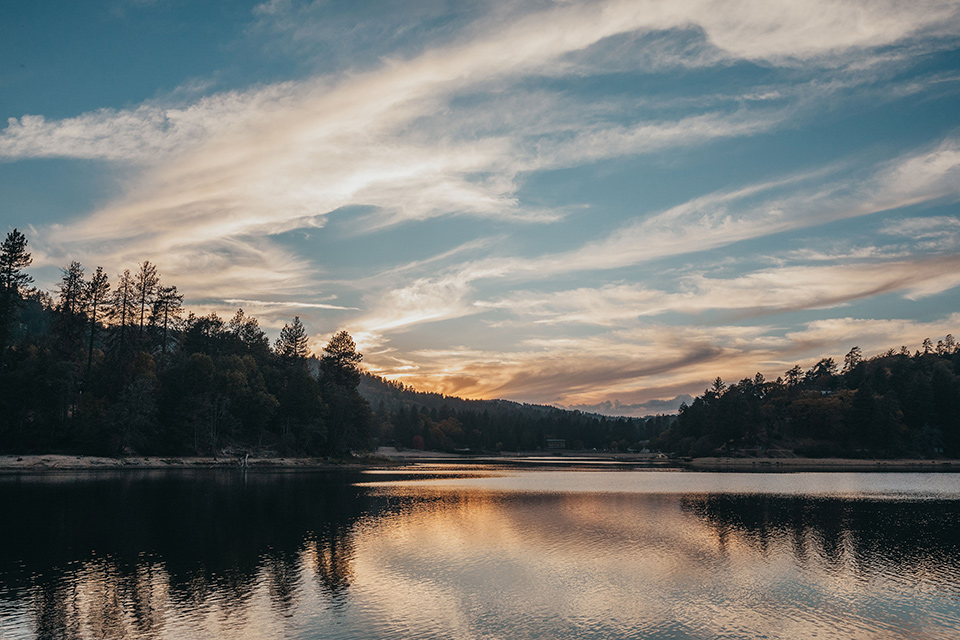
left=1, top=468, right=959, bottom=639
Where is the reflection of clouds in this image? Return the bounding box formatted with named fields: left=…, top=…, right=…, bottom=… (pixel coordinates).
left=3, top=473, right=960, bottom=639
left=352, top=489, right=725, bottom=637
left=348, top=481, right=960, bottom=639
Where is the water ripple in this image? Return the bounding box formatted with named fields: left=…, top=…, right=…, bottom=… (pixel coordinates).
left=1, top=471, right=959, bottom=639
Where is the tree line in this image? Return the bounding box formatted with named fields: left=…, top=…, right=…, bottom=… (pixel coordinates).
left=654, top=340, right=960, bottom=458
left=5, top=225, right=957, bottom=459
left=0, top=229, right=371, bottom=456
left=0, top=226, right=680, bottom=458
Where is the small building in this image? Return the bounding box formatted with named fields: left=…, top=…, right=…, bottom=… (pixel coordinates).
left=546, top=438, right=566, bottom=450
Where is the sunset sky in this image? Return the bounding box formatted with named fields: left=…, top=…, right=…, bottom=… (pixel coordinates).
left=3, top=0, right=960, bottom=415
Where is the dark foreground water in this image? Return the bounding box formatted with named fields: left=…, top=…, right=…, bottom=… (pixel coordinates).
left=1, top=469, right=959, bottom=640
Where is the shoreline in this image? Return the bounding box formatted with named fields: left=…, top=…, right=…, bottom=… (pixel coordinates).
left=1, top=453, right=958, bottom=473
left=0, top=454, right=373, bottom=473
left=685, top=456, right=959, bottom=472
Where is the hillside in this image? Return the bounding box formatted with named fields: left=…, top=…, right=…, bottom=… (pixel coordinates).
left=652, top=340, right=960, bottom=458
left=358, top=372, right=675, bottom=452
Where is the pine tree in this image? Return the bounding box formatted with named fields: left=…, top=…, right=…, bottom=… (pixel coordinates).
left=785, top=364, right=804, bottom=387
left=320, top=330, right=370, bottom=455
left=228, top=308, right=270, bottom=357
left=0, top=229, right=33, bottom=352
left=85, top=266, right=111, bottom=378
left=321, top=330, right=363, bottom=388
left=151, top=285, right=183, bottom=359
left=54, top=261, right=89, bottom=358
left=134, top=261, right=160, bottom=340
left=109, top=269, right=138, bottom=359
left=56, top=261, right=87, bottom=317
left=276, top=316, right=310, bottom=360
left=842, top=346, right=863, bottom=374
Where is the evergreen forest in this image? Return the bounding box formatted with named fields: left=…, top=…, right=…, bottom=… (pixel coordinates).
left=1, top=228, right=958, bottom=459
left=360, top=372, right=675, bottom=453
left=653, top=341, right=960, bottom=458
left=0, top=229, right=370, bottom=456
left=0, top=228, right=663, bottom=457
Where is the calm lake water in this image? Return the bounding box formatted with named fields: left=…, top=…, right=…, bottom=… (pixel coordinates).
left=1, top=468, right=959, bottom=640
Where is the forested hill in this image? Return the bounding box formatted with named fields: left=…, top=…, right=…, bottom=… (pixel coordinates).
left=0, top=227, right=672, bottom=457
left=652, top=340, right=960, bottom=459
left=9, top=226, right=958, bottom=460
left=0, top=229, right=372, bottom=457
left=359, top=372, right=675, bottom=452
left=360, top=371, right=568, bottom=417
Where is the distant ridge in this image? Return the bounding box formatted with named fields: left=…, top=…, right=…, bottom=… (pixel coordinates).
left=359, top=371, right=615, bottom=419
left=358, top=372, right=675, bottom=452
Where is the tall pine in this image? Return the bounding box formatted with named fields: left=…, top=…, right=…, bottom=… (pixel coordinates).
left=0, top=229, right=32, bottom=354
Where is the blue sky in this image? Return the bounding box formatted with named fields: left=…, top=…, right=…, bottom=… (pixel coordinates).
left=3, top=0, right=960, bottom=415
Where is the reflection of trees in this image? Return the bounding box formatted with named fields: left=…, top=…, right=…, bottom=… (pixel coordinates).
left=29, top=558, right=166, bottom=640
left=264, top=551, right=301, bottom=614
left=31, top=577, right=81, bottom=640
left=0, top=471, right=370, bottom=638
left=681, top=495, right=960, bottom=582
left=314, top=526, right=356, bottom=601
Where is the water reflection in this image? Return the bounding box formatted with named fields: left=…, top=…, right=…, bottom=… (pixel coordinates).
left=356, top=485, right=960, bottom=640
left=1, top=471, right=959, bottom=639
left=684, top=494, right=960, bottom=594
left=0, top=471, right=367, bottom=639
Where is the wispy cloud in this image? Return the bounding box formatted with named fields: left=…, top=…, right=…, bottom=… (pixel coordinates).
left=882, top=214, right=960, bottom=238
left=374, top=314, right=960, bottom=408
left=221, top=298, right=358, bottom=311
left=784, top=315, right=960, bottom=355
left=481, top=256, right=960, bottom=326
left=342, top=127, right=960, bottom=405
left=0, top=86, right=298, bottom=162
left=10, top=0, right=956, bottom=273
left=359, top=273, right=482, bottom=334
left=357, top=133, right=960, bottom=323
left=471, top=135, right=960, bottom=281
